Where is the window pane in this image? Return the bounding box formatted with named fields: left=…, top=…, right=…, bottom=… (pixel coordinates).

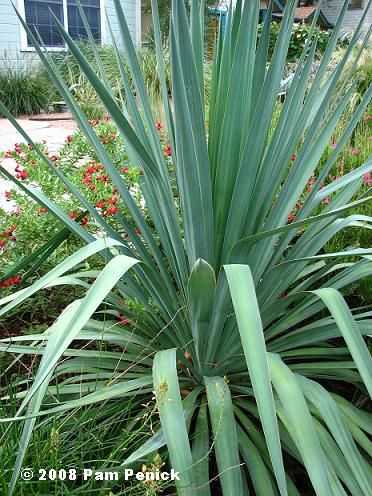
left=348, top=0, right=362, bottom=8
left=67, top=0, right=101, bottom=42
left=24, top=0, right=65, bottom=47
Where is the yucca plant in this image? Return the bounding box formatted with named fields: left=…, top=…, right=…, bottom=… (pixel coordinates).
left=0, top=0, right=372, bottom=495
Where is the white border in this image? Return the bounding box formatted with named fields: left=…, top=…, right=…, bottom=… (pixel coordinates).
left=135, top=0, right=141, bottom=47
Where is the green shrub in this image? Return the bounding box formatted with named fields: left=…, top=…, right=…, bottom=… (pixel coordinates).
left=1, top=2, right=372, bottom=495
left=0, top=59, right=51, bottom=116
left=258, top=21, right=330, bottom=61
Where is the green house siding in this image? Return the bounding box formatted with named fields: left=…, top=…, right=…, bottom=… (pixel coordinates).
left=0, top=0, right=140, bottom=68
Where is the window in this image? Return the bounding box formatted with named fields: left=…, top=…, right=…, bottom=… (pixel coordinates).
left=348, top=0, right=363, bottom=8
left=23, top=0, right=101, bottom=48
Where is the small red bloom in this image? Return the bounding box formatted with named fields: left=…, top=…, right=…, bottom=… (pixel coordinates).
left=363, top=172, right=371, bottom=185
left=136, top=229, right=141, bottom=235
left=5, top=191, right=11, bottom=200
left=66, top=135, right=73, bottom=142
left=287, top=214, right=295, bottom=223
left=109, top=134, right=117, bottom=141
left=95, top=201, right=104, bottom=208
left=50, top=155, right=58, bottom=162
left=352, top=148, right=359, bottom=155
left=108, top=197, right=118, bottom=205
left=107, top=206, right=118, bottom=215
left=121, top=167, right=129, bottom=173
left=39, top=208, right=48, bottom=214
left=290, top=154, right=296, bottom=161
left=0, top=240, right=6, bottom=247
left=156, top=121, right=163, bottom=131
left=164, top=145, right=172, bottom=157
left=68, top=213, right=77, bottom=219
left=16, top=170, right=27, bottom=180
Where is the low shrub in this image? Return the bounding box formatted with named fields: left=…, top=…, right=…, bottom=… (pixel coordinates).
left=258, top=21, right=330, bottom=61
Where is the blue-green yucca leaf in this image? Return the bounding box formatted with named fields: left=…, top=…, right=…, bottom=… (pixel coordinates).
left=153, top=349, right=196, bottom=494
left=204, top=376, right=244, bottom=495
left=225, top=264, right=287, bottom=496
left=298, top=376, right=372, bottom=496
left=187, top=259, right=216, bottom=370
left=312, top=288, right=372, bottom=397
left=268, top=354, right=333, bottom=496
left=191, top=401, right=210, bottom=496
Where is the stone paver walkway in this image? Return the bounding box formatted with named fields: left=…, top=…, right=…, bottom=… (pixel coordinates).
left=0, top=118, right=76, bottom=213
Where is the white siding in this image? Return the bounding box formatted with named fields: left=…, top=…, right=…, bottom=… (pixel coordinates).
left=0, top=0, right=139, bottom=68
left=321, top=0, right=372, bottom=33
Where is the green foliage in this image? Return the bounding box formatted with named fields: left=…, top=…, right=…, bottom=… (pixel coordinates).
left=143, top=0, right=220, bottom=45
left=258, top=21, right=330, bottom=61
left=1, top=1, right=372, bottom=495
left=0, top=60, right=52, bottom=117
left=50, top=43, right=172, bottom=118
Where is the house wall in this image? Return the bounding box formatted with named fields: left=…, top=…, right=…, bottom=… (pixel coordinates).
left=0, top=0, right=140, bottom=69
left=314, top=0, right=371, bottom=33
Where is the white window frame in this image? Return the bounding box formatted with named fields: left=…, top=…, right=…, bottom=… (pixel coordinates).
left=18, top=0, right=106, bottom=51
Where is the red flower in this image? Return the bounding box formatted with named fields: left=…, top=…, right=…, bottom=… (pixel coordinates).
left=287, top=214, right=295, bottom=223
left=80, top=216, right=89, bottom=226
left=95, top=201, right=104, bottom=208
left=109, top=134, right=117, bottom=141
left=107, top=206, right=118, bottom=215
left=28, top=144, right=33, bottom=150
left=121, top=167, right=129, bottom=173
left=280, top=293, right=286, bottom=299
left=66, top=135, right=73, bottom=142
left=5, top=191, right=11, bottom=200
left=156, top=121, right=163, bottom=131
left=108, top=197, right=118, bottom=205
left=50, top=155, right=58, bottom=162
left=352, top=148, right=359, bottom=156
left=39, top=208, right=48, bottom=214
left=363, top=172, right=371, bottom=185
left=0, top=276, right=21, bottom=288
left=68, top=213, right=77, bottom=219
left=164, top=145, right=172, bottom=156
left=290, top=154, right=296, bottom=161
left=83, top=177, right=92, bottom=184
left=16, top=170, right=27, bottom=180
left=119, top=312, right=128, bottom=325
left=136, top=229, right=141, bottom=235
left=0, top=240, right=6, bottom=247
left=90, top=118, right=100, bottom=127
left=101, top=138, right=108, bottom=144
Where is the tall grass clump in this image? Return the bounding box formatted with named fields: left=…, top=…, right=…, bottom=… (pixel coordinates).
left=0, top=56, right=51, bottom=116
left=0, top=0, right=371, bottom=495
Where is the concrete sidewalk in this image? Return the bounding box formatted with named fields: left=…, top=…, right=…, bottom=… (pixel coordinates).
left=0, top=118, right=76, bottom=213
